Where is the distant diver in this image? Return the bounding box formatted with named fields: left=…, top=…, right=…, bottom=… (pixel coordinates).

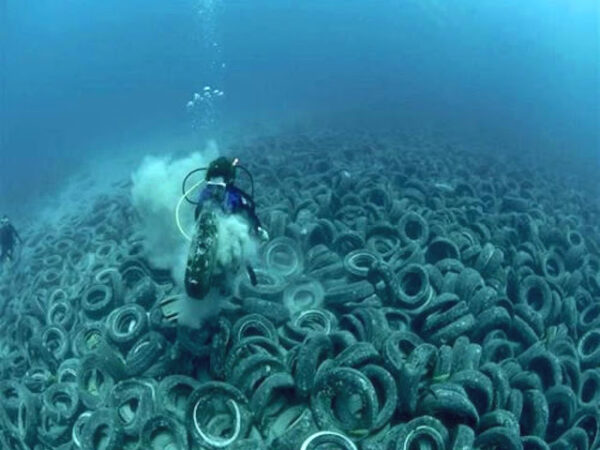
left=161, top=156, right=268, bottom=323
left=0, top=215, right=23, bottom=264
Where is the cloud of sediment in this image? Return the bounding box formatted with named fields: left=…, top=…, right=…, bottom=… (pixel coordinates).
left=130, top=141, right=219, bottom=286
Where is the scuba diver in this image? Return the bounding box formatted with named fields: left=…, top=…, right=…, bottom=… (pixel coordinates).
left=193, top=156, right=267, bottom=238
left=0, top=215, right=22, bottom=264
left=161, top=156, right=269, bottom=325
left=185, top=156, right=268, bottom=297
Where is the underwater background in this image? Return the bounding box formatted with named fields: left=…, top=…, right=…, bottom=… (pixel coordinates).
left=1, top=0, right=599, bottom=449
left=2, top=0, right=598, bottom=212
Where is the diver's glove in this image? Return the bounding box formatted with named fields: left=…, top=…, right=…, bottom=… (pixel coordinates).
left=257, top=226, right=270, bottom=242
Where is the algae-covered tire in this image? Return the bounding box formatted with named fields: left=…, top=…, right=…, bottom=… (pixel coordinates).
left=157, top=375, right=200, bottom=423
left=42, top=382, right=81, bottom=426
left=185, top=210, right=218, bottom=300
left=77, top=347, right=126, bottom=409
left=125, top=332, right=169, bottom=377
left=80, top=408, right=124, bottom=450
left=81, top=284, right=114, bottom=319
left=109, top=379, right=156, bottom=436
left=139, top=414, right=189, bottom=450
left=105, top=303, right=148, bottom=351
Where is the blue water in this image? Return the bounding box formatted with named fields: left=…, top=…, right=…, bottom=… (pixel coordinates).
left=1, top=3, right=600, bottom=448
left=1, top=0, right=598, bottom=215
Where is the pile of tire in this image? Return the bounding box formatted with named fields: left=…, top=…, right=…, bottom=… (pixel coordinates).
left=0, top=131, right=598, bottom=450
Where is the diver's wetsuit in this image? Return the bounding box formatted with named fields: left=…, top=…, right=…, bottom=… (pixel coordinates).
left=194, top=183, right=262, bottom=234
left=0, top=223, right=21, bottom=263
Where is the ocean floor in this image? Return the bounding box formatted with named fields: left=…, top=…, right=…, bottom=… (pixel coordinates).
left=0, top=130, right=599, bottom=449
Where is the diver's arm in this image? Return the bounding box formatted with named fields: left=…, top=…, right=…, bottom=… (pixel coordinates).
left=234, top=188, right=260, bottom=230
left=236, top=188, right=268, bottom=240
left=249, top=211, right=267, bottom=239
left=245, top=203, right=262, bottom=233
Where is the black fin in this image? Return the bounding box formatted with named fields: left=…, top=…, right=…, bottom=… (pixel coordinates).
left=160, top=296, right=181, bottom=323
left=159, top=296, right=177, bottom=307
left=165, top=311, right=178, bottom=319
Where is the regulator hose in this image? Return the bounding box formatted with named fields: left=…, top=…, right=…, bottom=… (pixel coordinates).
left=182, top=167, right=208, bottom=205
left=236, top=164, right=255, bottom=198
left=178, top=161, right=255, bottom=239
left=176, top=179, right=205, bottom=241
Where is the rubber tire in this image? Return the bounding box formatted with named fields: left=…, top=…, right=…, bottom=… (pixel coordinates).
left=185, top=209, right=218, bottom=300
